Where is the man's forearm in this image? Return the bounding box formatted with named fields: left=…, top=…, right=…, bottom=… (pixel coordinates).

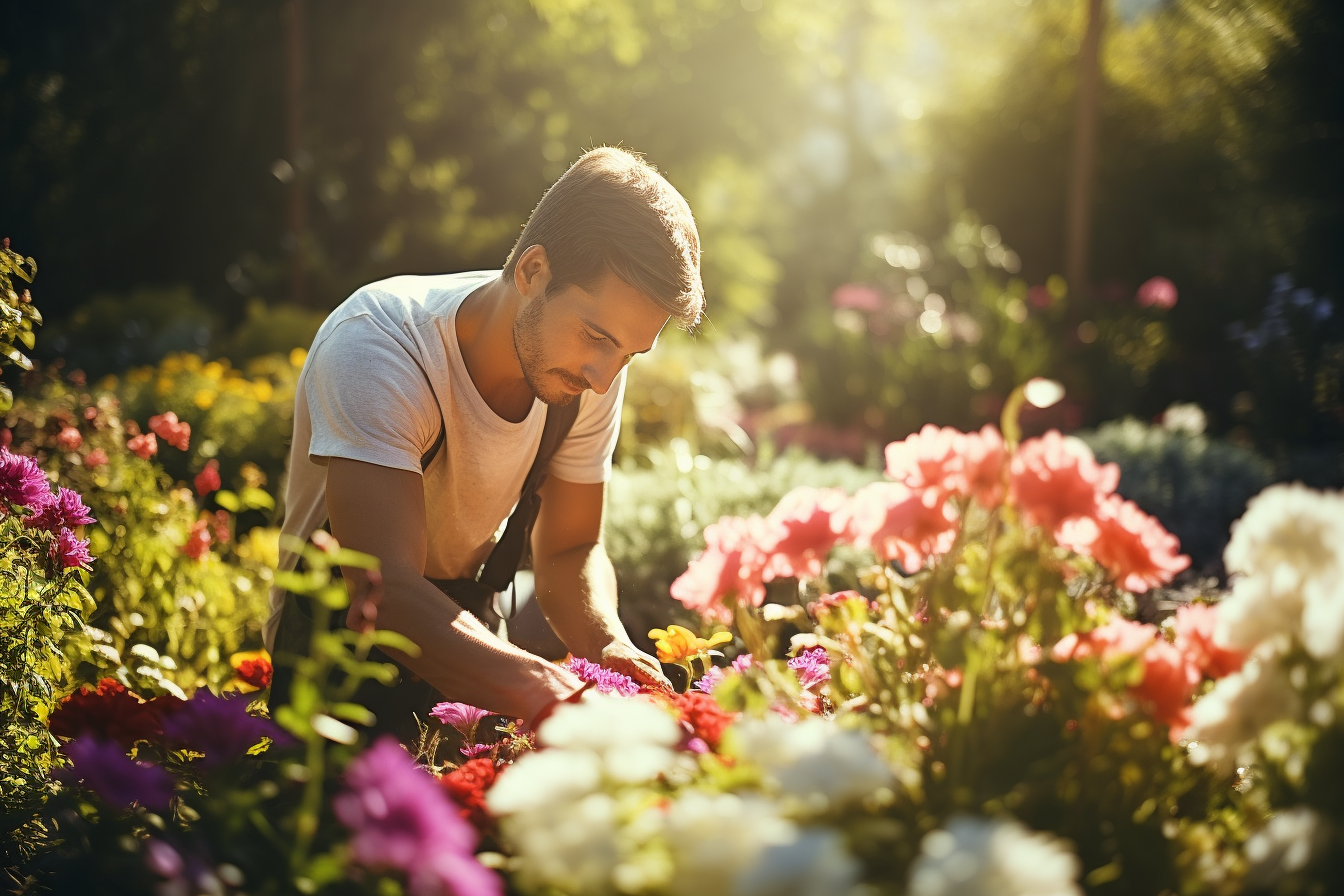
left=532, top=541, right=631, bottom=660
left=367, top=562, right=582, bottom=723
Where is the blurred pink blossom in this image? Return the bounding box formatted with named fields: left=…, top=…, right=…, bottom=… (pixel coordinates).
left=1136, top=276, right=1178, bottom=309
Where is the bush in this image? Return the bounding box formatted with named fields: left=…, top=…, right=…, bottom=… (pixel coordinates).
left=1077, top=413, right=1274, bottom=575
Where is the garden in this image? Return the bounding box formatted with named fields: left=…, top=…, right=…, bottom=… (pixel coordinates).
left=3, top=1, right=1343, bottom=894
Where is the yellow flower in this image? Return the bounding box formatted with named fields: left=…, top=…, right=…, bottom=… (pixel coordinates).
left=289, top=347, right=308, bottom=369
left=647, top=624, right=732, bottom=664
left=193, top=388, right=217, bottom=409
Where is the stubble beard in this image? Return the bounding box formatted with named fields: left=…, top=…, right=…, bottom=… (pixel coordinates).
left=513, top=299, right=579, bottom=407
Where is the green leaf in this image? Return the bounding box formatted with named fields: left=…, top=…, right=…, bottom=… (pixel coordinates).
left=326, top=547, right=380, bottom=570
left=214, top=490, right=241, bottom=512
left=328, top=701, right=377, bottom=727
left=17, top=330, right=34, bottom=350
left=239, top=487, right=275, bottom=511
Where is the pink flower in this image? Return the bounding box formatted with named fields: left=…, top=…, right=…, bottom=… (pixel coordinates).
left=884, top=424, right=967, bottom=496
left=181, top=519, right=212, bottom=561
left=563, top=657, right=640, bottom=696
left=334, top=736, right=501, bottom=896
left=194, top=459, right=221, bottom=496
left=126, top=432, right=158, bottom=460
left=1136, top=276, right=1178, bottom=309
left=55, top=426, right=83, bottom=452
left=1132, top=638, right=1200, bottom=739
left=84, top=448, right=109, bottom=468
left=26, top=487, right=95, bottom=532
left=0, top=448, right=53, bottom=512
left=1010, top=431, right=1119, bottom=533
left=961, top=425, right=1007, bottom=508
left=670, top=516, right=769, bottom=623
left=758, top=486, right=846, bottom=581
left=831, top=283, right=884, bottom=312
left=1057, top=495, right=1190, bottom=592
left=1172, top=603, right=1245, bottom=679
left=149, top=412, right=191, bottom=452
left=50, top=528, right=94, bottom=569
left=788, top=647, right=831, bottom=690
left=431, top=702, right=493, bottom=736
left=834, top=482, right=958, bottom=572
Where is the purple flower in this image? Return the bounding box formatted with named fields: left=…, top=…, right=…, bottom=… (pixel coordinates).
left=788, top=648, right=831, bottom=690
left=49, top=528, right=94, bottom=570
left=693, top=666, right=725, bottom=694
left=55, top=737, right=175, bottom=812
left=459, top=742, right=493, bottom=759
left=730, top=654, right=755, bottom=674
left=564, top=656, right=640, bottom=696
left=161, top=690, right=293, bottom=768
left=431, top=701, right=492, bottom=736
left=334, top=736, right=502, bottom=896
left=26, top=486, right=95, bottom=532
left=0, top=448, right=53, bottom=513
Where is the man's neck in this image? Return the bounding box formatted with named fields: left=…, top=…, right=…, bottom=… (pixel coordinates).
left=455, top=275, right=536, bottom=423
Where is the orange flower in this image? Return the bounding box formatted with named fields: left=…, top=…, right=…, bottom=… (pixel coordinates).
left=227, top=649, right=273, bottom=692
left=647, top=624, right=732, bottom=665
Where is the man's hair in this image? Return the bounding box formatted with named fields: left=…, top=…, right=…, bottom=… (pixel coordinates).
left=503, top=147, right=703, bottom=329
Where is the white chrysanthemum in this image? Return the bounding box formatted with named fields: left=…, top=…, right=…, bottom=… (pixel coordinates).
left=1243, top=807, right=1332, bottom=889
left=486, top=748, right=602, bottom=815
left=529, top=691, right=683, bottom=784
left=655, top=791, right=797, bottom=896
left=1184, top=648, right=1301, bottom=775
left=730, top=716, right=894, bottom=807
left=736, top=827, right=863, bottom=896
left=1217, top=484, right=1344, bottom=659
left=498, top=793, right=621, bottom=896
left=907, top=815, right=1083, bottom=896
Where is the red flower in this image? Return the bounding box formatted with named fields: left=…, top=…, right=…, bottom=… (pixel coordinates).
left=834, top=482, right=957, bottom=572
left=182, top=518, right=212, bottom=561
left=84, top=448, right=109, bottom=468
left=149, top=412, right=191, bottom=452
left=235, top=657, right=272, bottom=690
left=757, top=486, right=846, bottom=581
left=441, top=758, right=498, bottom=832
left=1132, top=638, right=1200, bottom=740
left=126, top=432, right=158, bottom=460
left=48, top=679, right=166, bottom=748
left=194, top=459, right=221, bottom=497
left=671, top=691, right=738, bottom=750
left=1056, top=495, right=1190, bottom=593
left=55, top=426, right=82, bottom=452
left=1172, top=603, right=1245, bottom=679
left=670, top=516, right=768, bottom=623
left=961, top=425, right=1006, bottom=508
left=1010, top=431, right=1119, bottom=533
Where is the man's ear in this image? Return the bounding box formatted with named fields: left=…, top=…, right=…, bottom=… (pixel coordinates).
left=513, top=244, right=551, bottom=299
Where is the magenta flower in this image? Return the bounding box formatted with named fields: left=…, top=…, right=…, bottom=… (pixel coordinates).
left=460, top=742, right=493, bottom=759
left=789, top=648, right=831, bottom=690
left=0, top=448, right=53, bottom=513
left=334, top=736, right=502, bottom=896
left=693, top=666, right=726, bottom=694
left=55, top=737, right=175, bottom=812
left=1136, top=276, right=1178, bottom=309
left=26, top=487, right=95, bottom=532
left=563, top=657, right=640, bottom=697
left=49, top=528, right=94, bottom=570
left=731, top=654, right=754, bottom=673
left=161, top=690, right=293, bottom=768
left=430, top=701, right=493, bottom=736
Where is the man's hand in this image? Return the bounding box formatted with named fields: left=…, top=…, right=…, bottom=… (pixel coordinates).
left=599, top=640, right=673, bottom=692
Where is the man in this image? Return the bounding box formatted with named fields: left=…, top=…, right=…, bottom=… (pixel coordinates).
left=264, top=147, right=702, bottom=734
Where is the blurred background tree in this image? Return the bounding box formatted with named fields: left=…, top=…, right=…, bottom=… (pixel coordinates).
left=1, top=0, right=1340, bottom=472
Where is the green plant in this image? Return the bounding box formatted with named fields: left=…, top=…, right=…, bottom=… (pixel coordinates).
left=0, top=238, right=43, bottom=414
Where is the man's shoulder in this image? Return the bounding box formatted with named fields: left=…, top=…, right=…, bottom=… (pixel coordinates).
left=352, top=270, right=499, bottom=310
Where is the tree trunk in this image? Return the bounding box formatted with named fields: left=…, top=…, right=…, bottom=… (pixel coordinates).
left=1064, top=0, right=1106, bottom=295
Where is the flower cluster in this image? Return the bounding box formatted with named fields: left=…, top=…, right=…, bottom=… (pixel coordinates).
left=0, top=447, right=95, bottom=569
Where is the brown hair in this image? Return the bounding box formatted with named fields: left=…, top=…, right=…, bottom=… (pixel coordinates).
left=503, top=147, right=703, bottom=329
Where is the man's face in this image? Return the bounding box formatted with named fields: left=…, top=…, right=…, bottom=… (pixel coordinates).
left=513, top=270, right=669, bottom=406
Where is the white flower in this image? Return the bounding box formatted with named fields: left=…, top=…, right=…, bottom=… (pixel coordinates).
left=533, top=691, right=683, bottom=784
left=730, top=716, right=894, bottom=808
left=1184, top=647, right=1301, bottom=776
left=498, top=793, right=621, bottom=896
left=736, top=827, right=862, bottom=896
left=486, top=748, right=602, bottom=815
left=907, top=815, right=1083, bottom=896
left=656, top=791, right=797, bottom=896
left=1217, top=484, right=1344, bottom=659
left=1243, top=807, right=1332, bottom=889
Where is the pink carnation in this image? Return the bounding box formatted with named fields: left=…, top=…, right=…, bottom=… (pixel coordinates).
left=430, top=702, right=492, bottom=736
left=834, top=482, right=957, bottom=572
left=757, top=486, right=846, bottom=581
left=670, top=515, right=768, bottom=623
left=1172, top=603, right=1245, bottom=679
left=1010, top=431, right=1119, bottom=533
left=126, top=432, right=158, bottom=460
left=1057, top=495, right=1189, bottom=592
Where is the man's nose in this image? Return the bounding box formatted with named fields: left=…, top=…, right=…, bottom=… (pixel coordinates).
left=582, top=355, right=624, bottom=395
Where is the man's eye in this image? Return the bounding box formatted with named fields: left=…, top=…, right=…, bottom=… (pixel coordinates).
left=583, top=330, right=605, bottom=343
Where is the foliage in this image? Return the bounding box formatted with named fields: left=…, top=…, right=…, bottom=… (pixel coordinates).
left=4, top=369, right=276, bottom=694
left=0, top=238, right=43, bottom=414
left=1078, top=411, right=1275, bottom=574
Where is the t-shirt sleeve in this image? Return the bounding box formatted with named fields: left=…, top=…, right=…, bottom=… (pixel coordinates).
left=547, top=368, right=627, bottom=484
left=304, top=315, right=440, bottom=473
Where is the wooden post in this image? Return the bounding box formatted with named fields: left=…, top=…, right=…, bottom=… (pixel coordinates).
left=283, top=0, right=307, bottom=306
left=1064, top=0, right=1105, bottom=296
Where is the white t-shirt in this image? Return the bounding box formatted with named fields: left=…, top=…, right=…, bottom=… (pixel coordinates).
left=263, top=270, right=627, bottom=651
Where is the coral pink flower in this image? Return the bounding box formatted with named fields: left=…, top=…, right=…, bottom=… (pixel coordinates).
left=127, top=432, right=158, bottom=460
left=834, top=482, right=958, bottom=572
left=1136, top=276, right=1178, bottom=310
left=1010, top=431, right=1119, bottom=533
left=1132, top=638, right=1200, bottom=739
left=194, top=459, right=221, bottom=496
left=884, top=424, right=967, bottom=496
left=84, top=448, right=109, bottom=468
left=55, top=426, right=83, bottom=452
left=1057, top=495, right=1190, bottom=592
left=670, top=515, right=768, bottom=623
left=758, top=486, right=847, bottom=581
left=1172, top=603, right=1245, bottom=679
left=149, top=412, right=191, bottom=452
left=962, top=425, right=1007, bottom=508
left=182, top=519, right=212, bottom=561
left=832, top=283, right=884, bottom=312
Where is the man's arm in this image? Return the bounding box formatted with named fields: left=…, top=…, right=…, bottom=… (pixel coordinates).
left=530, top=475, right=671, bottom=689
left=325, top=457, right=583, bottom=722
